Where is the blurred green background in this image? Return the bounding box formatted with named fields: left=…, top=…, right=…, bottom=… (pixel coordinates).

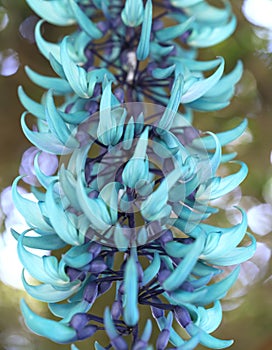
left=0, top=1, right=271, bottom=349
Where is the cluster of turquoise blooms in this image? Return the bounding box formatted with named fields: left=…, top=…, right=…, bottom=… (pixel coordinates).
left=11, top=0, right=256, bottom=349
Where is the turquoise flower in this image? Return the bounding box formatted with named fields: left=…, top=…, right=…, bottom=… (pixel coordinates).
left=8, top=0, right=256, bottom=349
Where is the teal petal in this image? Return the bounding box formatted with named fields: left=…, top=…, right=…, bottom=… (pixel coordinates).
left=25, top=0, right=75, bottom=26
left=136, top=0, right=153, bottom=61
left=141, top=319, right=152, bottom=342
left=21, top=112, right=73, bottom=155
left=35, top=20, right=60, bottom=61
left=114, top=224, right=129, bottom=251
left=60, top=37, right=88, bottom=98
left=12, top=177, right=53, bottom=232
left=195, top=301, right=222, bottom=333
left=188, top=16, right=237, bottom=48
left=11, top=228, right=66, bottom=250
left=163, top=232, right=206, bottom=292
left=124, top=256, right=139, bottom=326
left=121, top=0, right=144, bottom=27
left=175, top=335, right=200, bottom=350
left=152, top=64, right=176, bottom=80
left=207, top=233, right=256, bottom=266
left=45, top=182, right=81, bottom=245
left=21, top=299, right=76, bottom=343
left=18, top=86, right=45, bottom=120
left=201, top=208, right=247, bottom=258
left=181, top=58, right=225, bottom=103
left=22, top=272, right=81, bottom=303
left=69, top=0, right=103, bottom=39
left=199, top=267, right=240, bottom=306
left=49, top=298, right=93, bottom=323
left=62, top=242, right=93, bottom=268
left=186, top=323, right=233, bottom=349
left=33, top=152, right=58, bottom=189
left=104, top=307, right=118, bottom=338
left=142, top=252, right=161, bottom=286
left=76, top=174, right=112, bottom=231
left=198, top=119, right=248, bottom=149
left=45, top=90, right=78, bottom=147
left=157, top=74, right=183, bottom=133
left=18, top=232, right=68, bottom=285
left=25, top=66, right=72, bottom=95
left=156, top=17, right=194, bottom=42
left=122, top=128, right=149, bottom=188
left=95, top=342, right=106, bottom=350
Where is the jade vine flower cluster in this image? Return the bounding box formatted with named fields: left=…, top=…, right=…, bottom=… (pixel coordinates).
left=10, top=0, right=256, bottom=349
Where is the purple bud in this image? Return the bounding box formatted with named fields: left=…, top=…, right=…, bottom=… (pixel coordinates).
left=156, top=329, right=170, bottom=350
left=97, top=21, right=109, bottom=34
left=83, top=282, right=98, bottom=303
left=180, top=237, right=195, bottom=245
left=93, top=83, right=101, bottom=98
left=88, top=242, right=101, bottom=258
left=19, top=146, right=58, bottom=186
left=77, top=325, right=97, bottom=340
left=174, top=306, right=191, bottom=328
left=111, top=335, right=128, bottom=350
left=111, top=300, right=122, bottom=319
left=98, top=281, right=112, bottom=295
left=136, top=262, right=144, bottom=283
left=85, top=100, right=98, bottom=114
left=65, top=103, right=73, bottom=113
left=118, top=282, right=125, bottom=295
left=171, top=257, right=182, bottom=265
left=152, top=19, right=164, bottom=31
left=66, top=267, right=86, bottom=282
left=151, top=305, right=164, bottom=319
left=159, top=230, right=173, bottom=246
left=70, top=313, right=90, bottom=330
left=111, top=16, right=122, bottom=29
left=180, top=281, right=194, bottom=292
left=114, top=87, right=125, bottom=103
left=146, top=62, right=157, bottom=75
left=89, top=259, right=107, bottom=274
left=180, top=29, right=192, bottom=43
left=158, top=269, right=171, bottom=284
left=88, top=190, right=99, bottom=199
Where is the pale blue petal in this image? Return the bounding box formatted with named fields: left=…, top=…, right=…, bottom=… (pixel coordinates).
left=12, top=176, right=53, bottom=232
left=45, top=182, right=81, bottom=245
left=142, top=252, right=161, bottom=286
left=35, top=20, right=60, bottom=61
left=60, top=37, right=88, bottom=98
left=21, top=299, right=76, bottom=343
left=156, top=17, right=194, bottom=42
left=124, top=256, right=139, bottom=326
left=136, top=0, right=153, bottom=61
left=186, top=323, right=233, bottom=349
left=163, top=233, right=206, bottom=292
left=21, top=113, right=72, bottom=154
left=25, top=66, right=72, bottom=95
left=25, top=0, right=75, bottom=26
left=11, top=228, right=66, bottom=250
left=69, top=0, right=102, bottom=39
left=181, top=58, right=224, bottom=103
left=121, top=0, right=144, bottom=27
left=18, top=86, right=45, bottom=120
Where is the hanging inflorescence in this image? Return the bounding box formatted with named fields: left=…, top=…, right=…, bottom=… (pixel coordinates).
left=11, top=1, right=255, bottom=349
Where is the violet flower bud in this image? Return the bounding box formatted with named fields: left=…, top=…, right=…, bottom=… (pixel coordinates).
left=19, top=146, right=58, bottom=186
